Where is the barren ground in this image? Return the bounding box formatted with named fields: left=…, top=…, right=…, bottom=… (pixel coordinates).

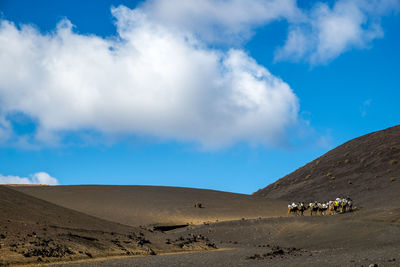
left=2, top=125, right=400, bottom=266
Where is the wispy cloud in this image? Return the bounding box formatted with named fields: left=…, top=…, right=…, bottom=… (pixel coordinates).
left=140, top=0, right=302, bottom=44
left=141, top=0, right=398, bottom=64
left=360, top=99, right=372, bottom=117
left=275, top=0, right=399, bottom=64
left=0, top=172, right=59, bottom=185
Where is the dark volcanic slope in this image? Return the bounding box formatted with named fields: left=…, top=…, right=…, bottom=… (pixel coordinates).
left=0, top=186, right=216, bottom=265
left=0, top=186, right=144, bottom=265
left=254, top=125, right=400, bottom=207
left=0, top=185, right=135, bottom=233
left=14, top=185, right=287, bottom=227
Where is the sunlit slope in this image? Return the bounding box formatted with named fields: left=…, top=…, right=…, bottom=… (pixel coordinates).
left=15, top=185, right=287, bottom=227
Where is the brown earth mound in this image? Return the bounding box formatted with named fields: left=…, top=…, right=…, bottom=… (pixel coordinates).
left=14, top=185, right=287, bottom=227
left=254, top=124, right=400, bottom=207
left=0, top=186, right=214, bottom=266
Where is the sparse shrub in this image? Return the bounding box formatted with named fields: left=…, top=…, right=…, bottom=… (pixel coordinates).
left=305, top=175, right=311, bottom=180
left=344, top=152, right=350, bottom=157
left=326, top=172, right=332, bottom=177
left=389, top=159, right=398, bottom=165
left=360, top=158, right=366, bottom=163
left=345, top=159, right=350, bottom=164
left=330, top=176, right=335, bottom=180
left=390, top=177, right=396, bottom=182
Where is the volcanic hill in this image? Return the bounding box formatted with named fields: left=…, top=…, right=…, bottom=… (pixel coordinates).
left=0, top=186, right=214, bottom=266
left=254, top=125, right=400, bottom=207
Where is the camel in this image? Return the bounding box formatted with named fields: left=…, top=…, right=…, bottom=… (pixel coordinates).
left=318, top=203, right=329, bottom=215
left=347, top=200, right=353, bottom=212
left=328, top=203, right=336, bottom=215
left=309, top=202, right=319, bottom=216
left=287, top=205, right=298, bottom=216
left=332, top=201, right=341, bottom=213
left=297, top=203, right=308, bottom=216
left=340, top=200, right=352, bottom=213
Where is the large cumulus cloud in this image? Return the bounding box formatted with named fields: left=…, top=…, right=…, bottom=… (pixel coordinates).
left=0, top=6, right=299, bottom=148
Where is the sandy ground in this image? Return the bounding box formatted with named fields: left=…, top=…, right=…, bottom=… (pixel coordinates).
left=45, top=209, right=400, bottom=267
left=14, top=185, right=287, bottom=227
left=0, top=186, right=216, bottom=266
left=2, top=184, right=400, bottom=266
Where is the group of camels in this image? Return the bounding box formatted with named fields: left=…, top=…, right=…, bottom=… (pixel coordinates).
left=287, top=198, right=353, bottom=216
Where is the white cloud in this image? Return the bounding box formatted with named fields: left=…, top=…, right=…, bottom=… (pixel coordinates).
left=360, top=99, right=372, bottom=117
left=140, top=0, right=398, bottom=64
left=0, top=116, right=12, bottom=143
left=140, top=0, right=302, bottom=44
left=0, top=6, right=299, bottom=148
left=275, top=0, right=399, bottom=64
left=0, top=172, right=59, bottom=185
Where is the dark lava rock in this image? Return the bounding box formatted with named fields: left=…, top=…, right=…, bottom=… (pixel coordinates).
left=148, top=248, right=157, bottom=255
left=246, top=254, right=263, bottom=260
left=23, top=244, right=74, bottom=258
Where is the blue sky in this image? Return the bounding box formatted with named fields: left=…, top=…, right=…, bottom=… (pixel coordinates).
left=0, top=0, right=399, bottom=193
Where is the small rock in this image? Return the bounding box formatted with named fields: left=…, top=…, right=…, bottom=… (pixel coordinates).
left=148, top=248, right=156, bottom=255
